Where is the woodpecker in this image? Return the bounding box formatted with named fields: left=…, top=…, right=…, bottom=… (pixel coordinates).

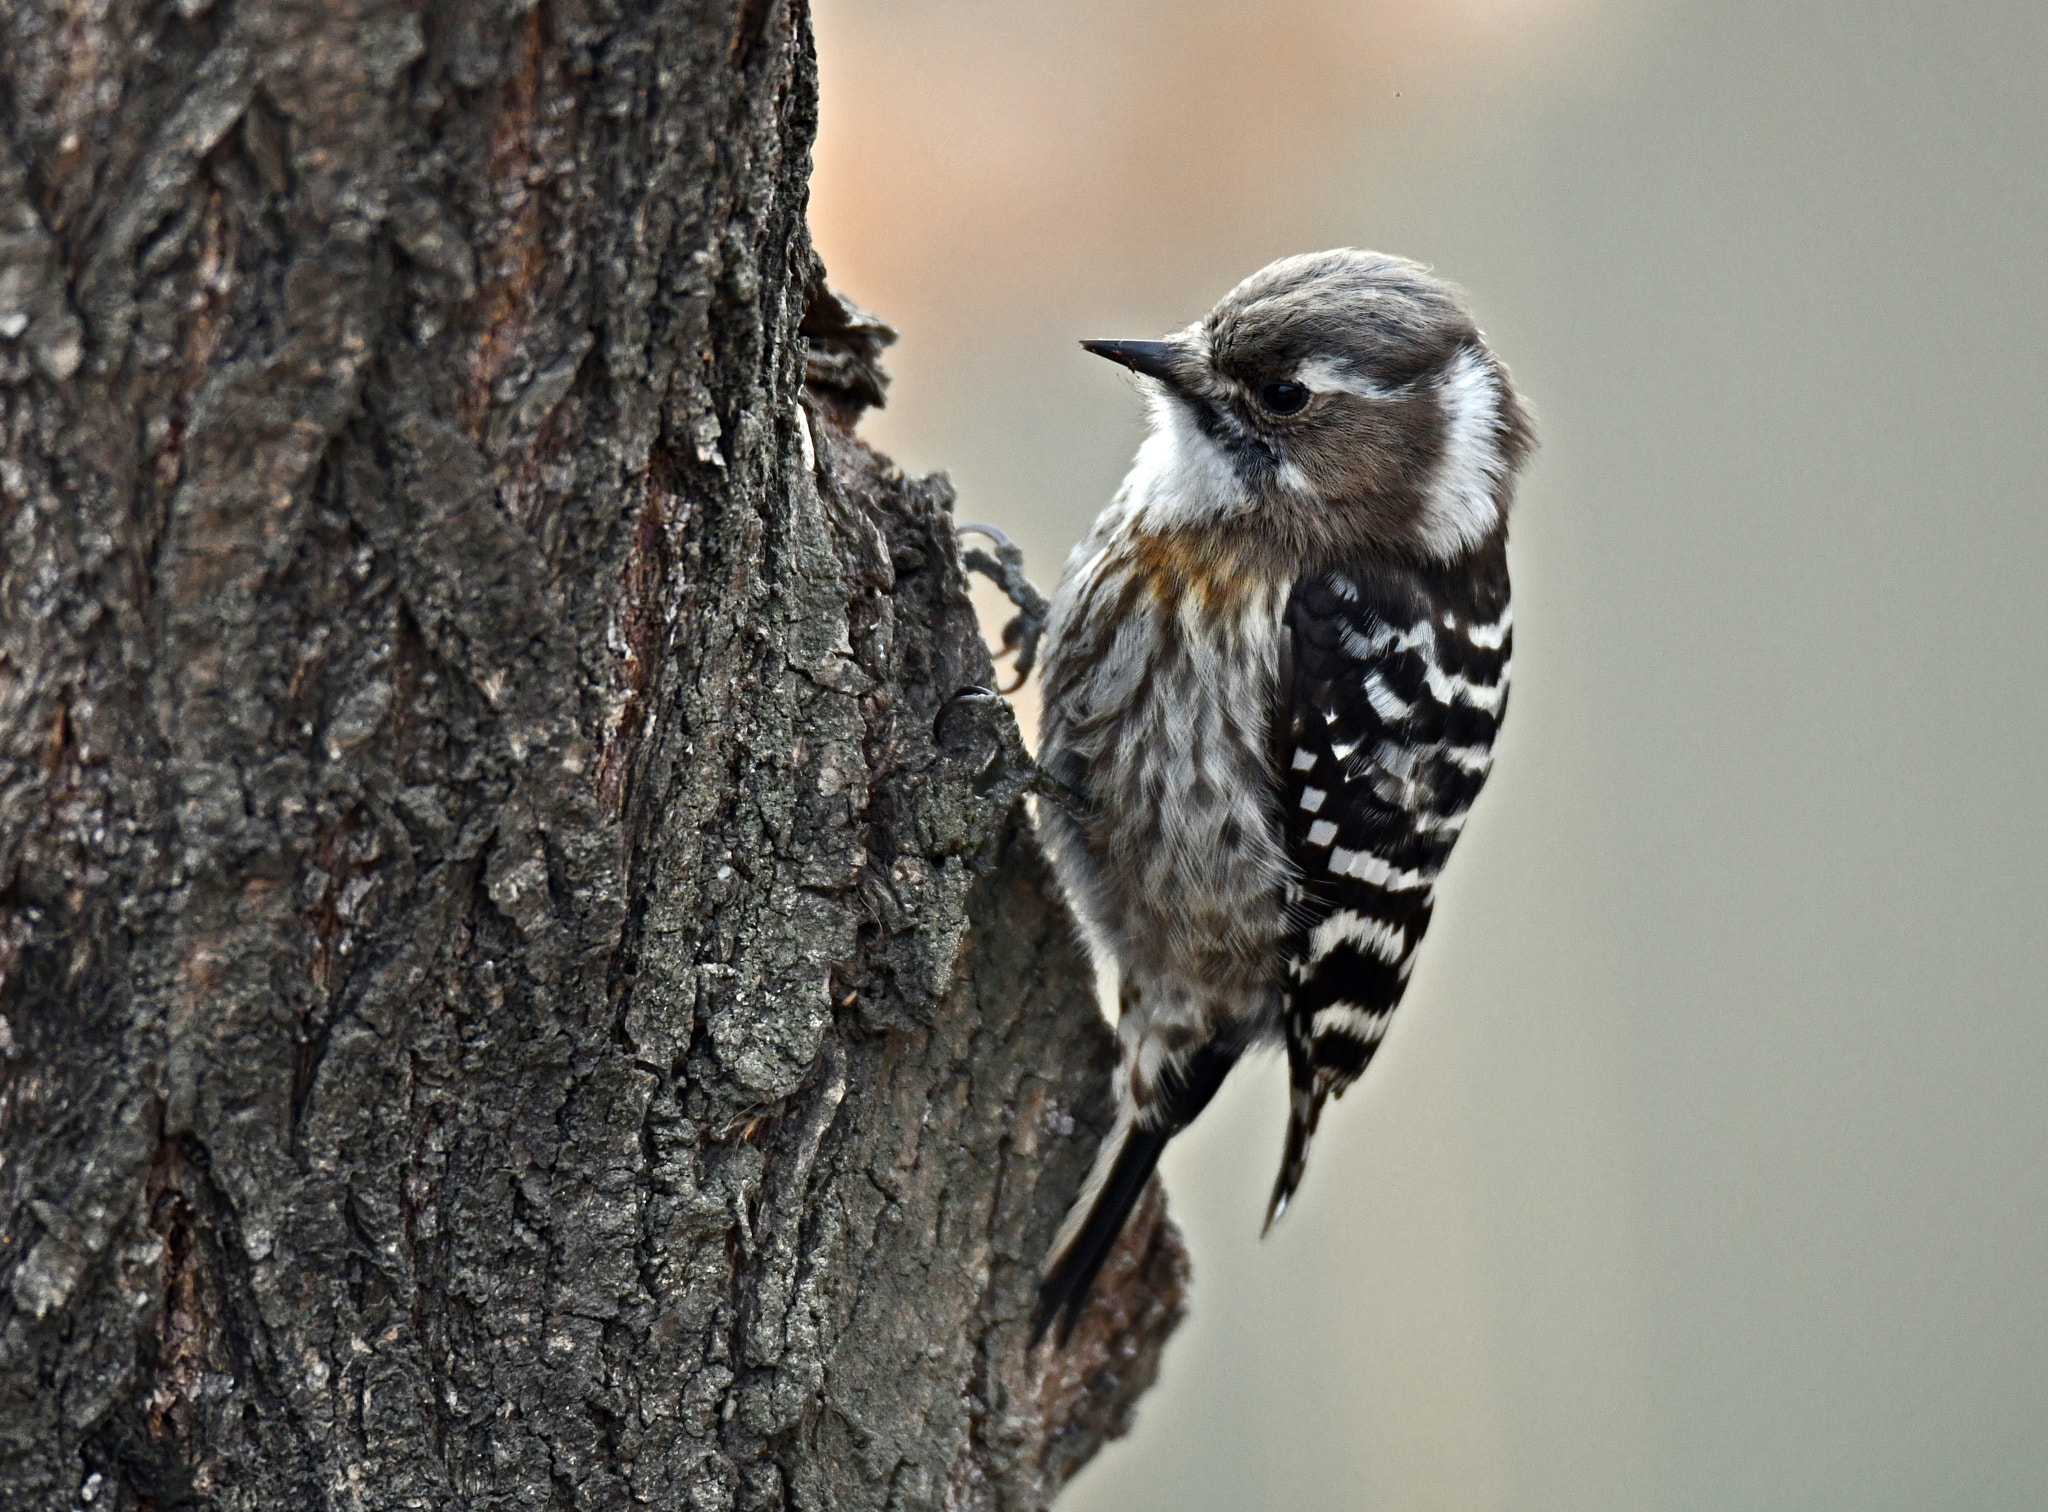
left=1016, top=249, right=1535, bottom=1343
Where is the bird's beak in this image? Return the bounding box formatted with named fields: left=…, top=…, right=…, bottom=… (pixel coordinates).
left=1081, top=339, right=1183, bottom=385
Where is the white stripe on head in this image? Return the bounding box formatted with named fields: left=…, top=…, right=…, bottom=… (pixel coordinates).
left=1415, top=345, right=1507, bottom=560
left=1294, top=355, right=1402, bottom=401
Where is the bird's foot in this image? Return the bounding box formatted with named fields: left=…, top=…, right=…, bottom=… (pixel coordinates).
left=1025, top=758, right=1091, bottom=824
left=957, top=523, right=1050, bottom=694
left=934, top=685, right=1090, bottom=823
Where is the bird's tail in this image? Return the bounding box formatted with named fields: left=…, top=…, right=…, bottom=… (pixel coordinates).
left=1031, top=1109, right=1171, bottom=1347
left=1263, top=1025, right=1330, bottom=1234
left=1262, top=1082, right=1330, bottom=1234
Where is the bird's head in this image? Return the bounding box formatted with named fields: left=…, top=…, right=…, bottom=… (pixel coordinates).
left=1085, top=249, right=1534, bottom=565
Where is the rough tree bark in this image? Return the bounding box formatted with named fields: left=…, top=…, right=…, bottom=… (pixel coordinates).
left=0, top=3, right=1186, bottom=1507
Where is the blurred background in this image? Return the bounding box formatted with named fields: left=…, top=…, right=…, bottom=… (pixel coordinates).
left=809, top=1, right=2048, bottom=1507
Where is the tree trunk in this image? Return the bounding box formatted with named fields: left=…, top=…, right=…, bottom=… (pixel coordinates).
left=0, top=4, right=1184, bottom=1507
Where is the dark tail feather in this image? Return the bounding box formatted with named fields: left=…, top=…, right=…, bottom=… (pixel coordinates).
left=1030, top=1120, right=1171, bottom=1347
left=1264, top=1049, right=1327, bottom=1235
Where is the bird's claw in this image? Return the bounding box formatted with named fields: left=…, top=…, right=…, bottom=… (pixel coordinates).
left=935, top=685, right=1091, bottom=822
left=957, top=523, right=1050, bottom=694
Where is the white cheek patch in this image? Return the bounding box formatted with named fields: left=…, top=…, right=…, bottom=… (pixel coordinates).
left=1415, top=345, right=1507, bottom=559
left=1126, top=398, right=1250, bottom=529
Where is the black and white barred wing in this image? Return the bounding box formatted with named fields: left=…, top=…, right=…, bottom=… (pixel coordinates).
left=1266, top=566, right=1511, bottom=1225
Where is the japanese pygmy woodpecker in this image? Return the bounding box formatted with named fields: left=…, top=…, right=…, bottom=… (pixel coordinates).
left=1025, top=248, right=1534, bottom=1342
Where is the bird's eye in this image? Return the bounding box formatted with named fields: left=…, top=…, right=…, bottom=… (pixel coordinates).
left=1258, top=380, right=1310, bottom=416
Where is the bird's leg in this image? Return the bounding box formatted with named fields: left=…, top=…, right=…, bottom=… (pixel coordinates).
left=957, top=523, right=1051, bottom=694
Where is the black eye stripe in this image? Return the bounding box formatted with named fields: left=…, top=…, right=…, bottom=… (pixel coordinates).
left=1186, top=395, right=1280, bottom=486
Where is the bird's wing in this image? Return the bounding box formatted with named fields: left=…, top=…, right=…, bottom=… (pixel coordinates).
left=1266, top=560, right=1511, bottom=1226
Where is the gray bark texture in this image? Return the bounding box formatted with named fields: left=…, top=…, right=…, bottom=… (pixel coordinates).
left=0, top=2, right=1187, bottom=1507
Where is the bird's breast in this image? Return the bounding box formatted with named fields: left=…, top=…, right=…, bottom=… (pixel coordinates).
left=1037, top=527, right=1295, bottom=990
left=1043, top=525, right=1288, bottom=747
